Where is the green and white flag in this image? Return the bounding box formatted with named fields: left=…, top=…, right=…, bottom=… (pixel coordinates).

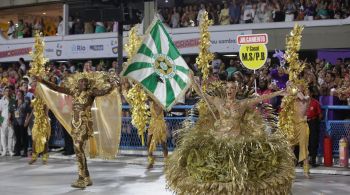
left=122, top=19, right=191, bottom=111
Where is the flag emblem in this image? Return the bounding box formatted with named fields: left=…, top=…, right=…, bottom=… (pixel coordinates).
left=122, top=19, right=190, bottom=110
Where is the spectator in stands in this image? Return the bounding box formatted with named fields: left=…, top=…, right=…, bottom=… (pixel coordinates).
left=219, top=2, right=231, bottom=25
left=188, top=5, right=197, bottom=26
left=328, top=0, right=340, bottom=19
left=304, top=0, right=316, bottom=21
left=284, top=0, right=296, bottom=22
left=254, top=0, right=267, bottom=23
left=7, top=20, right=15, bottom=40
left=263, top=1, right=274, bottom=23
left=0, top=87, right=15, bottom=156
left=226, top=59, right=238, bottom=80
left=272, top=0, right=284, bottom=21
left=23, top=22, right=32, bottom=38
left=242, top=0, right=255, bottom=23
left=171, top=7, right=180, bottom=28
left=207, top=3, right=216, bottom=21
left=307, top=86, right=322, bottom=167
left=16, top=19, right=24, bottom=39
left=33, top=18, right=44, bottom=35
left=13, top=90, right=30, bottom=157
left=181, top=6, right=190, bottom=27
left=95, top=22, right=106, bottom=33
left=319, top=71, right=336, bottom=96
left=270, top=67, right=289, bottom=89
left=229, top=0, right=241, bottom=24
left=84, top=21, right=94, bottom=34
left=197, top=4, right=206, bottom=26
left=211, top=53, right=223, bottom=75
left=295, top=0, right=305, bottom=21
left=18, top=58, right=26, bottom=73
left=83, top=61, right=93, bottom=72
left=214, top=4, right=221, bottom=25
left=315, top=0, right=329, bottom=19
left=57, top=16, right=63, bottom=35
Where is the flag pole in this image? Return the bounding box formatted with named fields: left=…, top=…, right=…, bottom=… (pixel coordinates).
left=191, top=75, right=217, bottom=120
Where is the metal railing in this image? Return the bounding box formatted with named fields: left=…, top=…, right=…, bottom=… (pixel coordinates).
left=49, top=104, right=350, bottom=156
left=322, top=105, right=350, bottom=156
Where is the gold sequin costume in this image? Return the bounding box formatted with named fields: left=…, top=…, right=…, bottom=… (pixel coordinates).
left=39, top=74, right=116, bottom=189
left=148, top=101, right=167, bottom=153
left=165, top=84, right=295, bottom=195
left=29, top=98, right=51, bottom=164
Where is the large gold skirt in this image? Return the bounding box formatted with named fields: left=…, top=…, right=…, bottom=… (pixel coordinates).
left=165, top=108, right=295, bottom=195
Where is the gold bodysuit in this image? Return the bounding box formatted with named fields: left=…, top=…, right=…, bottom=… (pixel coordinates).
left=40, top=78, right=114, bottom=188
left=148, top=101, right=167, bottom=153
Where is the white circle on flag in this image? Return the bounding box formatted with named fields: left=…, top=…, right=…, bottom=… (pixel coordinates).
left=153, top=54, right=176, bottom=79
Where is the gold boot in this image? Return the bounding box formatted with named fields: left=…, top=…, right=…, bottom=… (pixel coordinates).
left=147, top=156, right=155, bottom=169
left=28, top=153, right=38, bottom=165
left=42, top=153, right=49, bottom=165
left=303, top=163, right=311, bottom=179
left=84, top=177, right=93, bottom=186
left=71, top=178, right=86, bottom=189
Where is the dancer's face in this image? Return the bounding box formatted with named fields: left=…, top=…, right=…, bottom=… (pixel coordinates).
left=226, top=82, right=237, bottom=100
left=79, top=79, right=89, bottom=91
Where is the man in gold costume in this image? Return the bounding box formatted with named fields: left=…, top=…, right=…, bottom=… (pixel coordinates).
left=121, top=80, right=168, bottom=169
left=37, top=76, right=117, bottom=189
left=147, top=100, right=168, bottom=169
left=289, top=82, right=311, bottom=178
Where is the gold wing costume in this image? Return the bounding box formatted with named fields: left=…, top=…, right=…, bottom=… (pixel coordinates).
left=36, top=72, right=122, bottom=159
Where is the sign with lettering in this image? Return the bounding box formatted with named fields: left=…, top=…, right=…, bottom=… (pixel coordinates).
left=237, top=34, right=268, bottom=70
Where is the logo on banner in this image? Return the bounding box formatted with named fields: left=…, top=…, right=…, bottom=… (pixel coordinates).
left=111, top=40, right=118, bottom=54
left=90, top=45, right=104, bottom=51
left=237, top=34, right=268, bottom=70
left=56, top=43, right=62, bottom=56
left=71, top=44, right=86, bottom=53
left=0, top=47, right=32, bottom=58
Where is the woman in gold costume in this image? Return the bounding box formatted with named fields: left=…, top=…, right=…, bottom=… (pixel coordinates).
left=37, top=76, right=116, bottom=189
left=165, top=74, right=295, bottom=195
left=147, top=100, right=168, bottom=169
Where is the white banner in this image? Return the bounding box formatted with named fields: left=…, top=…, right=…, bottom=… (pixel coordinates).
left=0, top=30, right=252, bottom=62
left=172, top=30, right=252, bottom=54
left=0, top=35, right=122, bottom=62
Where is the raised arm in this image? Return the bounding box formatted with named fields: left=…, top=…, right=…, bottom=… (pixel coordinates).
left=189, top=73, right=218, bottom=105
left=38, top=77, right=71, bottom=95
left=242, top=90, right=285, bottom=107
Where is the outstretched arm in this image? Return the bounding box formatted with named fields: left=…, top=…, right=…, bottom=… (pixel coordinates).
left=92, top=85, right=115, bottom=97
left=243, top=90, right=285, bottom=107
left=38, top=77, right=71, bottom=95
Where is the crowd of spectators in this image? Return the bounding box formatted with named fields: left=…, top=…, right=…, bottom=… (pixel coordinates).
left=0, top=54, right=349, bottom=158
left=0, top=58, right=118, bottom=157
left=188, top=54, right=350, bottom=110
left=4, top=0, right=350, bottom=39
left=158, top=0, right=350, bottom=27
left=5, top=16, right=122, bottom=39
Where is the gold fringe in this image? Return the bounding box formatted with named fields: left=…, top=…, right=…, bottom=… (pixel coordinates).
left=165, top=106, right=295, bottom=194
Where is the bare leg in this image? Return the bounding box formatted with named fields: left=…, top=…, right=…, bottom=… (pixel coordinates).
left=161, top=141, right=168, bottom=158
left=147, top=134, right=155, bottom=169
